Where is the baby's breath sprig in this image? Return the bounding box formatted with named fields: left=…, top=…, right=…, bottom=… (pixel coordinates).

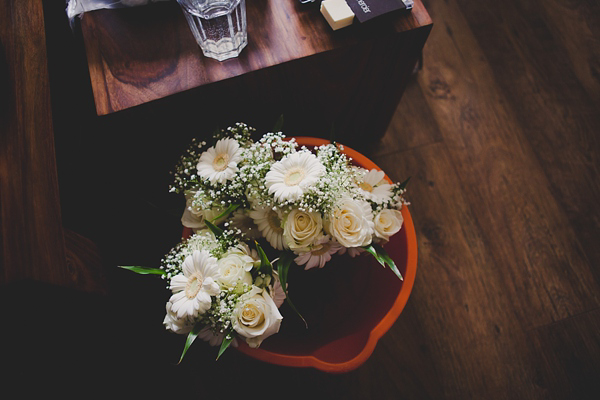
left=198, top=283, right=250, bottom=336
left=239, top=132, right=297, bottom=209
left=160, top=240, right=191, bottom=284
left=189, top=180, right=248, bottom=212
left=272, top=144, right=363, bottom=215
left=391, top=181, right=410, bottom=206
left=212, top=122, right=255, bottom=144
left=170, top=123, right=256, bottom=195
left=159, top=227, right=244, bottom=288
left=169, top=137, right=207, bottom=194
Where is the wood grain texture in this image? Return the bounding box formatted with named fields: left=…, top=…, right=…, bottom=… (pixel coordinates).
left=2, top=0, right=600, bottom=398
left=80, top=0, right=432, bottom=115
left=0, top=0, right=106, bottom=294
left=0, top=0, right=66, bottom=286
left=416, top=0, right=599, bottom=330
left=527, top=308, right=600, bottom=399
left=364, top=0, right=600, bottom=397
left=457, top=0, right=600, bottom=289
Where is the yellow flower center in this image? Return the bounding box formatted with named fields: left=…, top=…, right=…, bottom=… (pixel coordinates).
left=359, top=182, right=374, bottom=192
left=213, top=153, right=230, bottom=171
left=284, top=167, right=305, bottom=186
left=185, top=272, right=204, bottom=299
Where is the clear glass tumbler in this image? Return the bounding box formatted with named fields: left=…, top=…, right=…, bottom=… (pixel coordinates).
left=177, top=0, right=247, bottom=62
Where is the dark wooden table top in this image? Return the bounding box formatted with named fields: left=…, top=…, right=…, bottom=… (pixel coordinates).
left=80, top=0, right=432, bottom=115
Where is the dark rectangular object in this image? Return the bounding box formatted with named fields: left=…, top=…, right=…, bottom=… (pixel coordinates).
left=346, top=0, right=409, bottom=23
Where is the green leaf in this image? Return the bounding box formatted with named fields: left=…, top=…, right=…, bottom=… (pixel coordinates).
left=216, top=330, right=235, bottom=360
left=277, top=251, right=308, bottom=329
left=178, top=322, right=204, bottom=364
left=211, top=203, right=241, bottom=222
left=375, top=243, right=403, bottom=281
left=118, top=266, right=165, bottom=275
left=273, top=114, right=284, bottom=132
left=363, top=244, right=403, bottom=281
left=362, top=245, right=385, bottom=267
left=399, top=176, right=411, bottom=191
left=277, top=251, right=294, bottom=293
left=254, top=241, right=273, bottom=276
left=205, top=219, right=224, bottom=237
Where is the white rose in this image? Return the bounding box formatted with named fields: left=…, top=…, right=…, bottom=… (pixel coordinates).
left=325, top=196, right=374, bottom=248
left=232, top=286, right=283, bottom=348
left=186, top=229, right=217, bottom=252
left=217, top=253, right=254, bottom=289
left=283, top=209, right=323, bottom=253
left=181, top=191, right=226, bottom=230
left=226, top=242, right=259, bottom=260
left=163, top=301, right=194, bottom=335
left=373, top=209, right=404, bottom=242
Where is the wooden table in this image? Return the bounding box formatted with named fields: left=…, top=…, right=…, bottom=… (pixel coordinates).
left=80, top=0, right=432, bottom=143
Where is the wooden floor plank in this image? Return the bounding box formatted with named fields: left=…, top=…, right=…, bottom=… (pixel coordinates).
left=370, top=79, right=444, bottom=157
left=374, top=143, right=551, bottom=399
left=416, top=0, right=600, bottom=331
left=521, top=0, right=600, bottom=105
left=456, top=0, right=600, bottom=286
left=527, top=308, right=600, bottom=400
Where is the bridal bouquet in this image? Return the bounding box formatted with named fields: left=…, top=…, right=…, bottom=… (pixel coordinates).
left=121, top=122, right=409, bottom=361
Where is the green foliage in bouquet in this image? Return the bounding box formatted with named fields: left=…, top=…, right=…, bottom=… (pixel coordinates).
left=121, top=121, right=409, bottom=362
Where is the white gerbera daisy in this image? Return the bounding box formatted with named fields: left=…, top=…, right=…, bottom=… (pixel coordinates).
left=357, top=169, right=393, bottom=203
left=168, top=250, right=221, bottom=319
left=294, top=236, right=343, bottom=270
left=265, top=151, right=325, bottom=202
left=249, top=206, right=287, bottom=250
left=196, top=138, right=243, bottom=185
left=271, top=272, right=287, bottom=308
left=229, top=209, right=262, bottom=240
left=338, top=246, right=365, bottom=258
left=197, top=326, right=238, bottom=347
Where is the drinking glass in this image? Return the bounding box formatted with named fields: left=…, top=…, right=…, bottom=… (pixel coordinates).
left=177, top=0, right=247, bottom=61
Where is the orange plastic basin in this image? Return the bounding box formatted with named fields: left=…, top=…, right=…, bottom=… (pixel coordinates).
left=184, top=137, right=418, bottom=373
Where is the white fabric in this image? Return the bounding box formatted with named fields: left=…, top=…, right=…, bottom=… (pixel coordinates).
left=66, top=0, right=169, bottom=22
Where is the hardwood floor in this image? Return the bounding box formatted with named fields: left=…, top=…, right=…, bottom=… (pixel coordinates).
left=1, top=0, right=598, bottom=398
left=366, top=0, right=600, bottom=397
